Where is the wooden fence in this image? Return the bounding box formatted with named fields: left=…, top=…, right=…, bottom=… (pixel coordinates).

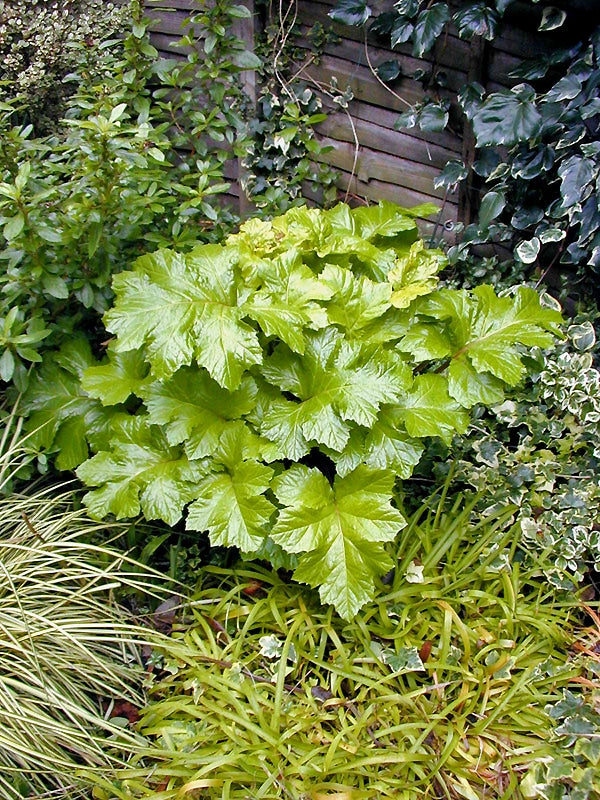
left=145, top=0, right=554, bottom=231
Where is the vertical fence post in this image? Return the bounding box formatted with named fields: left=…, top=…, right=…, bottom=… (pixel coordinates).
left=232, top=0, right=258, bottom=218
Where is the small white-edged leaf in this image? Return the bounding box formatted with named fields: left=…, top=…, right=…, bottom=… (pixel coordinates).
left=539, top=6, right=566, bottom=31
left=516, top=237, right=541, bottom=263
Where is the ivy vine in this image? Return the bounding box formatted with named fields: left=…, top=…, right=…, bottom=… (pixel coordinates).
left=329, top=0, right=600, bottom=299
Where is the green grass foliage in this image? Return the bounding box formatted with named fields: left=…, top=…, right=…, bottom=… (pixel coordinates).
left=105, top=495, right=591, bottom=800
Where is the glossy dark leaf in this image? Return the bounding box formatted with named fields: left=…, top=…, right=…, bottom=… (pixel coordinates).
left=558, top=156, right=596, bottom=207
left=473, top=148, right=501, bottom=177
left=509, top=56, right=553, bottom=81
left=478, top=191, right=505, bottom=230
left=511, top=206, right=544, bottom=230
left=545, top=75, right=582, bottom=103
left=453, top=2, right=499, bottom=40
left=434, top=159, right=469, bottom=190
left=564, top=241, right=588, bottom=264
left=581, top=98, right=600, bottom=120
left=472, top=84, right=542, bottom=146
left=574, top=197, right=600, bottom=244
left=391, top=18, right=415, bottom=47
left=395, top=0, right=420, bottom=16
left=413, top=4, right=450, bottom=57
left=539, top=6, right=566, bottom=31
left=458, top=82, right=485, bottom=120
left=369, top=11, right=395, bottom=35
left=418, top=102, right=449, bottom=132
left=329, top=0, right=372, bottom=26
left=377, top=60, right=402, bottom=82
left=539, top=101, right=565, bottom=131
left=511, top=145, right=555, bottom=180
left=556, top=125, right=586, bottom=149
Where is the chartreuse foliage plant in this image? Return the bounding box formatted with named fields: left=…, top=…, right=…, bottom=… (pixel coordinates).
left=99, top=497, right=589, bottom=800
left=22, top=202, right=563, bottom=619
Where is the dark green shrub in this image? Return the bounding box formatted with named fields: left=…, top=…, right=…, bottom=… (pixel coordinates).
left=0, top=0, right=256, bottom=390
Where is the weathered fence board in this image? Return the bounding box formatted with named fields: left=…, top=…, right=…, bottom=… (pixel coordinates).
left=144, top=0, right=553, bottom=225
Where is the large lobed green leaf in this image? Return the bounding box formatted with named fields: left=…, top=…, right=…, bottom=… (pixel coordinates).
left=258, top=329, right=412, bottom=455
left=76, top=417, right=207, bottom=526
left=400, top=285, right=563, bottom=405
left=104, top=246, right=262, bottom=389
left=272, top=465, right=405, bottom=618
left=186, top=427, right=276, bottom=552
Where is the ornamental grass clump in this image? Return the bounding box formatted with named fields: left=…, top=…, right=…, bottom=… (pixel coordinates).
left=0, top=416, right=166, bottom=799
left=104, top=495, right=588, bottom=800
left=23, top=201, right=563, bottom=618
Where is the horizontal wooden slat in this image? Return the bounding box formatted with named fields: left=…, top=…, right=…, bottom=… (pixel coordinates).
left=150, top=34, right=187, bottom=55
left=295, top=1, right=474, bottom=74
left=317, top=113, right=460, bottom=170
left=319, top=97, right=462, bottom=153
left=313, top=135, right=458, bottom=201
left=148, top=8, right=197, bottom=36
left=304, top=52, right=457, bottom=114
left=325, top=167, right=459, bottom=221
left=145, top=0, right=557, bottom=223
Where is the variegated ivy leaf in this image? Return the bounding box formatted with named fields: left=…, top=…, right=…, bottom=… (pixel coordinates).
left=259, top=328, right=411, bottom=455
left=77, top=417, right=207, bottom=526
left=271, top=465, right=406, bottom=618
left=105, top=245, right=262, bottom=388
left=140, top=367, right=257, bottom=459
